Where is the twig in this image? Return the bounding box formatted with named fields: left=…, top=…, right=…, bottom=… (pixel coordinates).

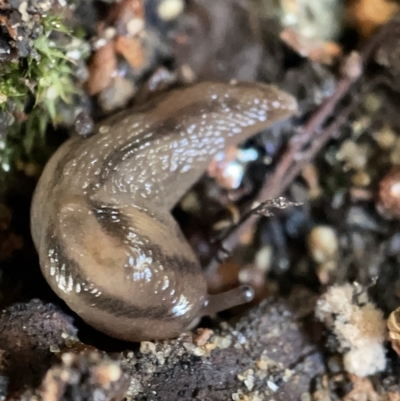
left=209, top=198, right=301, bottom=264
left=278, top=98, right=359, bottom=195
left=206, top=19, right=396, bottom=275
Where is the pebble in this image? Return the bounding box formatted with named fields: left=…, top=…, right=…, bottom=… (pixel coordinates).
left=254, top=245, right=273, bottom=273
left=374, top=125, right=396, bottom=149
left=183, top=342, right=196, bottom=352
left=307, top=225, right=338, bottom=264
left=351, top=170, right=371, bottom=187
left=140, top=341, right=156, bottom=355
left=49, top=345, right=60, bottom=353
left=157, top=0, right=184, bottom=21
left=213, top=335, right=232, bottom=349
left=337, top=140, right=369, bottom=171
left=238, top=369, right=255, bottom=391
left=266, top=380, right=279, bottom=392
left=127, top=18, right=145, bottom=37
left=155, top=352, right=165, bottom=365
left=74, top=111, right=94, bottom=138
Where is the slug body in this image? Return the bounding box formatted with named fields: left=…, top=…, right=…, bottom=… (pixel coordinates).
left=31, top=82, right=297, bottom=342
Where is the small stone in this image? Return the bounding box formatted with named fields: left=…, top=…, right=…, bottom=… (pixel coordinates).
left=374, top=125, right=396, bottom=149
left=140, top=341, right=156, bottom=355
left=337, top=140, right=369, bottom=171
left=214, top=335, right=232, bottom=349
left=49, top=345, right=60, bottom=353
left=282, top=369, right=293, bottom=382
left=180, top=192, right=201, bottom=213
left=256, top=359, right=268, bottom=370
left=94, top=363, right=122, bottom=383
left=193, top=347, right=207, bottom=357
left=307, top=226, right=339, bottom=264
left=127, top=18, right=144, bottom=36
left=249, top=393, right=263, bottom=401
left=238, top=369, right=255, bottom=391
left=205, top=342, right=217, bottom=351
left=126, top=377, right=143, bottom=398
left=61, top=353, right=74, bottom=365
left=352, top=170, right=371, bottom=187
left=235, top=332, right=247, bottom=345
left=157, top=0, right=184, bottom=21
left=104, top=27, right=116, bottom=40
left=155, top=352, right=165, bottom=365
left=18, top=1, right=29, bottom=22
left=180, top=64, right=196, bottom=83
left=183, top=342, right=196, bottom=353
left=255, top=246, right=273, bottom=273
left=266, top=380, right=279, bottom=392
left=232, top=391, right=243, bottom=401
left=161, top=344, right=172, bottom=358
left=363, top=93, right=382, bottom=113
left=74, top=111, right=94, bottom=138
left=244, top=376, right=255, bottom=391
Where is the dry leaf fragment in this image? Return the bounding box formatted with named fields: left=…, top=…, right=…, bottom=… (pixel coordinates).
left=87, top=42, right=117, bottom=96
left=114, top=36, right=144, bottom=70
left=347, top=0, right=400, bottom=39
left=280, top=28, right=342, bottom=65
left=388, top=307, right=400, bottom=356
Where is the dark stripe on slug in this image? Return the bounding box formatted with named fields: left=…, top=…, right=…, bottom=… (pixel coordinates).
left=89, top=201, right=200, bottom=275
left=44, top=227, right=190, bottom=320
left=90, top=203, right=133, bottom=239
left=95, top=97, right=239, bottom=187
left=85, top=292, right=173, bottom=319
left=52, top=161, right=66, bottom=189
left=95, top=115, right=180, bottom=182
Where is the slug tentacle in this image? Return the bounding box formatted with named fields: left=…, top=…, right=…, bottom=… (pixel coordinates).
left=201, top=285, right=255, bottom=316
left=31, top=81, right=297, bottom=342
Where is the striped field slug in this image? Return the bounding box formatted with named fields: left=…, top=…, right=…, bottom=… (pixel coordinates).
left=31, top=81, right=297, bottom=341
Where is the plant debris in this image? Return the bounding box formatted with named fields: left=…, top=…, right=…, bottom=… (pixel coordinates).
left=0, top=0, right=89, bottom=189
left=316, top=283, right=387, bottom=377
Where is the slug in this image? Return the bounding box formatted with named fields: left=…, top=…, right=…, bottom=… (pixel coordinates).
left=31, top=81, right=297, bottom=342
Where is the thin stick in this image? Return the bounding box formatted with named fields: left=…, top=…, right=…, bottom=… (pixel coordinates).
left=206, top=19, right=395, bottom=274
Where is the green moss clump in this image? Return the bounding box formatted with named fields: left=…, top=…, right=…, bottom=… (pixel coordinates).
left=0, top=13, right=83, bottom=186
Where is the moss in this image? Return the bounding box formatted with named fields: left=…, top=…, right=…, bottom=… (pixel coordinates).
left=0, top=12, right=83, bottom=191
